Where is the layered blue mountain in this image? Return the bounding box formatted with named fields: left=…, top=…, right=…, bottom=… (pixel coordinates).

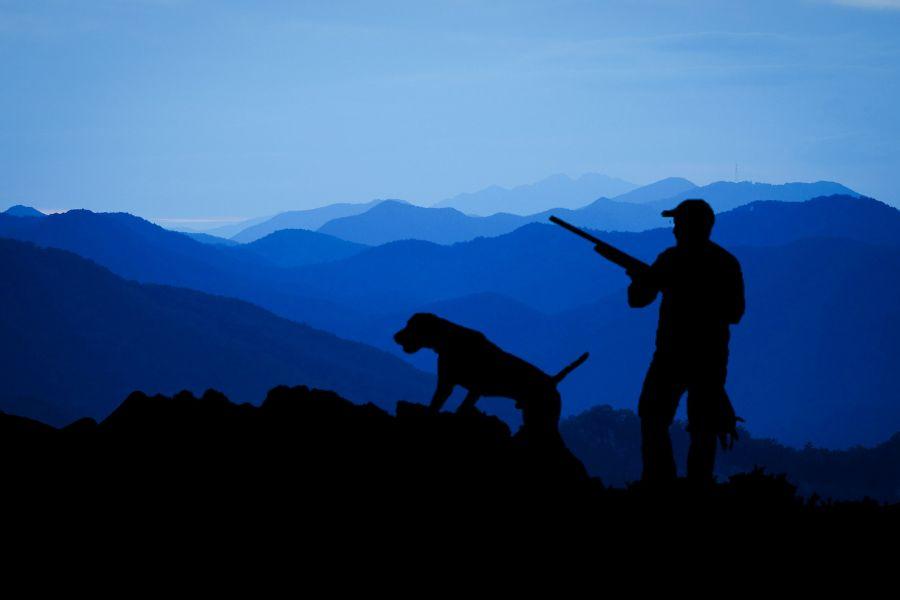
left=204, top=214, right=271, bottom=239
left=611, top=177, right=697, bottom=204
left=649, top=180, right=859, bottom=213
left=3, top=205, right=46, bottom=218
left=318, top=201, right=527, bottom=245
left=433, top=172, right=637, bottom=216
left=310, top=181, right=860, bottom=245
left=290, top=196, right=891, bottom=314
left=231, top=199, right=393, bottom=243
left=244, top=229, right=368, bottom=268
left=317, top=198, right=665, bottom=245
left=0, top=208, right=364, bottom=332
left=0, top=238, right=430, bottom=425
left=184, top=232, right=239, bottom=246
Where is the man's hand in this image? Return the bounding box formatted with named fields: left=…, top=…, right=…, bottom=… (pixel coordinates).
left=718, top=416, right=745, bottom=450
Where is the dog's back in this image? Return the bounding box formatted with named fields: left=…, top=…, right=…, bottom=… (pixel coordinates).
left=439, top=322, right=557, bottom=398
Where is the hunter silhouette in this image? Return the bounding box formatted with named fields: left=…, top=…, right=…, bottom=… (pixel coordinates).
left=625, top=199, right=745, bottom=484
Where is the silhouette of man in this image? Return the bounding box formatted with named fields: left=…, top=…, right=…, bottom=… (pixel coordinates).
left=624, top=199, right=744, bottom=485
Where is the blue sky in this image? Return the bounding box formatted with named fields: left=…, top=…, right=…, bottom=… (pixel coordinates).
left=2, top=0, right=899, bottom=225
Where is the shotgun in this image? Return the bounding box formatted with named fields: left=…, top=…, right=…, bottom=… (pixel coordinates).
left=549, top=216, right=649, bottom=273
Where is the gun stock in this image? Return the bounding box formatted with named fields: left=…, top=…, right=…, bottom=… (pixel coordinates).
left=549, top=216, right=649, bottom=273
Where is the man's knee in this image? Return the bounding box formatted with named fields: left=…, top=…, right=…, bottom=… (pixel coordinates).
left=641, top=416, right=669, bottom=433
left=640, top=416, right=677, bottom=483
left=640, top=416, right=672, bottom=450
left=687, top=383, right=733, bottom=436
left=639, top=361, right=682, bottom=424
left=638, top=399, right=678, bottom=427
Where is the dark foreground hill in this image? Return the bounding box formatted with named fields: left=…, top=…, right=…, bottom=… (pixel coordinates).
left=1, top=385, right=895, bottom=538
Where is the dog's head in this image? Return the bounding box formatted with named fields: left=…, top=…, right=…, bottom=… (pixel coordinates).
left=393, top=313, right=446, bottom=354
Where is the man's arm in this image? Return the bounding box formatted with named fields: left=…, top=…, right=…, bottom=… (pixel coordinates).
left=726, top=260, right=745, bottom=325
left=627, top=250, right=669, bottom=308
left=627, top=259, right=661, bottom=308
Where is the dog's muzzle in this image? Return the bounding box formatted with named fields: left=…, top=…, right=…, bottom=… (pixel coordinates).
left=393, top=328, right=418, bottom=354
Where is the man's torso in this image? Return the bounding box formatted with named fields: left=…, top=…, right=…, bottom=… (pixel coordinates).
left=653, top=242, right=740, bottom=356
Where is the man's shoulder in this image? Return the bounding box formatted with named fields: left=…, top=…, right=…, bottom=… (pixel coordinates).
left=708, top=241, right=742, bottom=269
left=654, top=246, right=678, bottom=263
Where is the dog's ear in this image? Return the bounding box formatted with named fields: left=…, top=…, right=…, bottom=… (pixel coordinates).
left=429, top=314, right=471, bottom=350
left=411, top=313, right=454, bottom=347
left=411, top=313, right=441, bottom=331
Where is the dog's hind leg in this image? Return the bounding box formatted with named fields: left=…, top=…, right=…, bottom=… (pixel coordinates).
left=457, top=390, right=481, bottom=414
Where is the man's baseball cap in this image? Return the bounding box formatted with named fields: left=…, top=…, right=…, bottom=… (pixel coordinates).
left=661, top=198, right=715, bottom=224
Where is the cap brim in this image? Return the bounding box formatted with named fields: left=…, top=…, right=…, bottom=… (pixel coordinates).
left=661, top=209, right=677, bottom=217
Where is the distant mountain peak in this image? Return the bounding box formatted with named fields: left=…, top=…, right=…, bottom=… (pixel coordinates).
left=372, top=199, right=416, bottom=210
left=229, top=199, right=410, bottom=243
left=434, top=172, right=637, bottom=216
left=3, top=205, right=46, bottom=218
left=649, top=180, right=860, bottom=213
left=613, top=177, right=698, bottom=204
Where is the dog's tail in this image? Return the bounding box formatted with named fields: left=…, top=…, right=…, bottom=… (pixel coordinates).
left=552, top=352, right=590, bottom=384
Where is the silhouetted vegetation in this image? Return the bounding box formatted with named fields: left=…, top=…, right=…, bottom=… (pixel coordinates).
left=562, top=404, right=900, bottom=503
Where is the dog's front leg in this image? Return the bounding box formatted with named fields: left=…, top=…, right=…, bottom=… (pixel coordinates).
left=429, top=382, right=454, bottom=412
left=429, top=357, right=455, bottom=412
left=457, top=391, right=481, bottom=414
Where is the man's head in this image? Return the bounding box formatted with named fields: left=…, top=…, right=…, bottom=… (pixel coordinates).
left=662, top=199, right=715, bottom=246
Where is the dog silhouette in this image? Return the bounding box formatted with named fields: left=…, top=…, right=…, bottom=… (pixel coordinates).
left=394, top=313, right=588, bottom=437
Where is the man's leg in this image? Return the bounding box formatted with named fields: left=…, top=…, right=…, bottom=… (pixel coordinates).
left=686, top=427, right=717, bottom=485
left=686, top=370, right=729, bottom=485
left=638, top=358, right=683, bottom=484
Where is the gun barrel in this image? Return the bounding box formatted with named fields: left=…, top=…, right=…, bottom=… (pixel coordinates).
left=549, top=215, right=649, bottom=272
left=549, top=215, right=602, bottom=244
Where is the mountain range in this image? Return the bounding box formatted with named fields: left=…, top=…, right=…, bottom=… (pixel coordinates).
left=1, top=192, right=897, bottom=447
left=433, top=172, right=637, bottom=215
left=230, top=199, right=392, bottom=243
left=243, top=228, right=368, bottom=268
left=611, top=177, right=697, bottom=203
left=223, top=180, right=861, bottom=246
left=645, top=180, right=859, bottom=213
